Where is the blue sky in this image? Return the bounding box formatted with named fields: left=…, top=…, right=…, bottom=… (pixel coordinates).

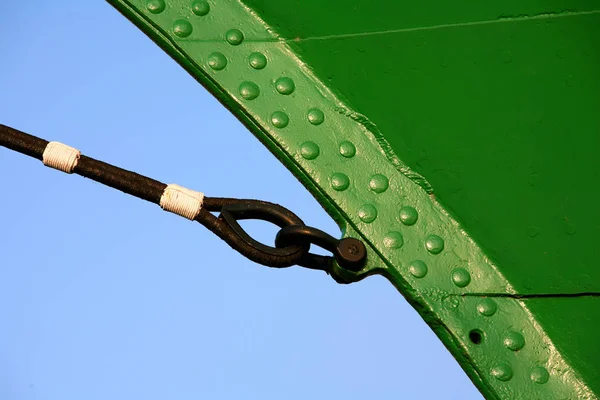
left=0, top=2, right=482, bottom=399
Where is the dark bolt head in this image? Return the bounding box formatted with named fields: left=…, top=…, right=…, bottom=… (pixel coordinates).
left=336, top=238, right=367, bottom=271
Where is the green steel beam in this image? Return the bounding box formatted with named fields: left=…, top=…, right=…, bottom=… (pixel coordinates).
left=105, top=1, right=600, bottom=398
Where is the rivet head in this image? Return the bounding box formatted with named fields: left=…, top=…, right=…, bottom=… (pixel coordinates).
left=207, top=52, right=227, bottom=70
left=339, top=141, right=356, bottom=158
left=249, top=52, right=267, bottom=69
left=383, top=231, right=404, bottom=249
left=331, top=173, right=350, bottom=191
left=226, top=29, right=244, bottom=45
left=307, top=108, right=325, bottom=125
left=300, top=141, right=319, bottom=160
left=409, top=260, right=428, bottom=278
left=491, top=363, right=513, bottom=381
left=173, top=19, right=193, bottom=37
left=369, top=174, right=389, bottom=193
left=530, top=367, right=550, bottom=384
left=425, top=235, right=444, bottom=254
left=358, top=204, right=378, bottom=223
left=191, top=0, right=210, bottom=16
left=477, top=298, right=497, bottom=316
left=451, top=268, right=471, bottom=287
left=146, top=0, right=166, bottom=13
left=503, top=332, right=525, bottom=351
left=399, top=206, right=418, bottom=225
left=270, top=111, right=289, bottom=128
left=239, top=81, right=260, bottom=100
left=275, top=77, right=295, bottom=95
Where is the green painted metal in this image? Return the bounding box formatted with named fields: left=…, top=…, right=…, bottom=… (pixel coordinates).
left=106, top=1, right=600, bottom=398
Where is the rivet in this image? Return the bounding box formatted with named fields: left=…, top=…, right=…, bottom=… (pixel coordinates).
left=369, top=174, right=389, bottom=193
left=409, top=260, right=427, bottom=278
left=191, top=0, right=210, bottom=16
left=330, top=173, right=350, bottom=191
left=307, top=108, right=324, bottom=125
left=425, top=235, right=444, bottom=254
left=383, top=231, right=404, bottom=249
left=226, top=29, right=244, bottom=45
left=239, top=81, right=260, bottom=100
left=477, top=298, right=497, bottom=316
left=275, top=77, right=295, bottom=95
left=173, top=19, right=193, bottom=38
left=503, top=332, right=525, bottom=351
left=249, top=52, right=267, bottom=69
left=207, top=52, right=227, bottom=70
left=339, top=141, right=356, bottom=158
left=270, top=111, right=289, bottom=128
left=399, top=206, right=418, bottom=225
left=451, top=268, right=471, bottom=287
left=491, top=363, right=513, bottom=381
left=530, top=367, right=550, bottom=384
left=146, top=0, right=166, bottom=13
left=358, top=204, right=377, bottom=223
left=300, top=142, right=319, bottom=160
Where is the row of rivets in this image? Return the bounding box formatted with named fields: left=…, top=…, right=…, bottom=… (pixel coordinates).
left=147, top=0, right=210, bottom=16
left=238, top=79, right=296, bottom=99
left=491, top=364, right=549, bottom=384
left=302, top=141, right=359, bottom=160
left=147, top=3, right=459, bottom=294
left=476, top=294, right=548, bottom=383
left=154, top=4, right=553, bottom=391
left=152, top=5, right=456, bottom=295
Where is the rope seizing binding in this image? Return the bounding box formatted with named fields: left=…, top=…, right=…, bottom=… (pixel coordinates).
left=160, top=184, right=204, bottom=220
left=42, top=142, right=81, bottom=173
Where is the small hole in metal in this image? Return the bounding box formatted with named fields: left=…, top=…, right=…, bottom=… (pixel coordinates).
left=469, top=329, right=484, bottom=344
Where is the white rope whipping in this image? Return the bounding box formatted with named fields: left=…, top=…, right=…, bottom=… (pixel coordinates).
left=160, top=184, right=204, bottom=220
left=42, top=141, right=81, bottom=173
left=41, top=140, right=203, bottom=220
